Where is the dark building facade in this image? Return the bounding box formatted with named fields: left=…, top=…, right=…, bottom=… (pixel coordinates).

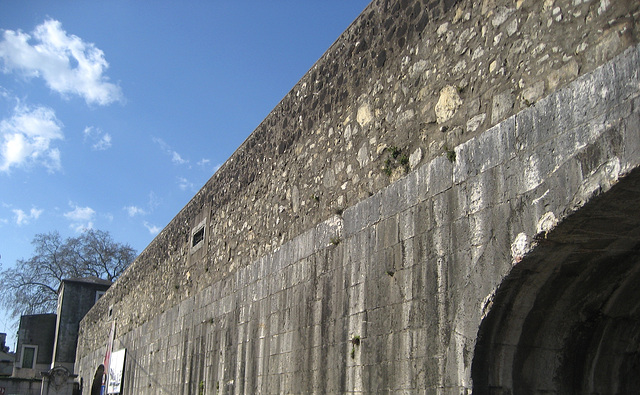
left=0, top=333, right=14, bottom=376
left=52, top=277, right=112, bottom=372
left=14, top=314, right=56, bottom=377
left=3, top=276, right=111, bottom=395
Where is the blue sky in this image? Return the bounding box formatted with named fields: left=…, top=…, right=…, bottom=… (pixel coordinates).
left=0, top=0, right=370, bottom=349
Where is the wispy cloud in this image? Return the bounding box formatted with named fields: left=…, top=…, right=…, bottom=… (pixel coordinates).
left=177, top=176, right=194, bottom=191
left=124, top=205, right=146, bottom=217
left=84, top=126, right=112, bottom=151
left=64, top=204, right=95, bottom=221
left=148, top=191, right=160, bottom=210
left=13, top=207, right=43, bottom=225
left=64, top=203, right=95, bottom=232
left=197, top=158, right=223, bottom=174
left=172, top=151, right=186, bottom=164
left=0, top=19, right=122, bottom=105
left=0, top=103, right=63, bottom=173
left=144, top=221, right=161, bottom=235
left=153, top=137, right=188, bottom=165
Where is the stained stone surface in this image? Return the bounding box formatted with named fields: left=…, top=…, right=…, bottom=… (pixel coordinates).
left=76, top=0, right=640, bottom=393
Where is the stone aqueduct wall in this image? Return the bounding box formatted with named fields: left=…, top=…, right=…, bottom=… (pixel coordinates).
left=77, top=0, right=639, bottom=393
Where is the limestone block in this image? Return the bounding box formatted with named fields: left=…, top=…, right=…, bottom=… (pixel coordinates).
left=491, top=91, right=514, bottom=124
left=435, top=85, right=463, bottom=124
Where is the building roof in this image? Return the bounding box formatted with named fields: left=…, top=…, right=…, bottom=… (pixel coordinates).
left=62, top=276, right=112, bottom=286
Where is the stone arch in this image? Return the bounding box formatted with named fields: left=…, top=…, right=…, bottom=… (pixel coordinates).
left=472, top=169, right=640, bottom=394
left=90, top=364, right=104, bottom=395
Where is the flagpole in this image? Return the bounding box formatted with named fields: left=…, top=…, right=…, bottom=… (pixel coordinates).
left=101, top=320, right=116, bottom=395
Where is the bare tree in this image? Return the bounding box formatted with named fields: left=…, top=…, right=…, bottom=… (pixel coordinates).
left=0, top=229, right=136, bottom=318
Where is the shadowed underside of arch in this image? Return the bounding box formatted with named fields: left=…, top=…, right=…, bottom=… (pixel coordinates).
left=473, top=168, right=640, bottom=394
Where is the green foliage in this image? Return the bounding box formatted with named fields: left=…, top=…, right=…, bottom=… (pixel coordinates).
left=399, top=154, right=410, bottom=172
left=444, top=146, right=456, bottom=162
left=350, top=335, right=361, bottom=359
left=387, top=145, right=401, bottom=158
left=383, top=146, right=410, bottom=176
left=383, top=158, right=393, bottom=176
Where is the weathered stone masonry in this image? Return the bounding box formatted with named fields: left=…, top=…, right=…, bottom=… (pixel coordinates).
left=78, top=0, right=640, bottom=393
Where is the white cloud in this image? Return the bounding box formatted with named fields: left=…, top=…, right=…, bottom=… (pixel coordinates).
left=144, top=221, right=160, bottom=235
left=84, top=126, right=112, bottom=150
left=13, top=207, right=43, bottom=225
left=153, top=137, right=188, bottom=165
left=64, top=203, right=95, bottom=232
left=171, top=151, right=186, bottom=165
left=0, top=19, right=122, bottom=105
left=124, top=205, right=146, bottom=217
left=64, top=205, right=95, bottom=221
left=177, top=176, right=194, bottom=191
left=71, top=222, right=93, bottom=233
left=148, top=191, right=160, bottom=210
left=197, top=159, right=223, bottom=175
left=0, top=104, right=63, bottom=172
left=95, top=133, right=111, bottom=150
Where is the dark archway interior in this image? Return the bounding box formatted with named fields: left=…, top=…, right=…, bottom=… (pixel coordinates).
left=473, top=168, right=640, bottom=394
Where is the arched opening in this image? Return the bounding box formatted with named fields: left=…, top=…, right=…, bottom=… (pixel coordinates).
left=90, top=364, right=105, bottom=395
left=472, top=168, right=640, bottom=394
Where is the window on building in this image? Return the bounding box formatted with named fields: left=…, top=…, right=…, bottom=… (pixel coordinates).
left=21, top=345, right=37, bottom=369
left=95, top=290, right=106, bottom=303
left=192, top=227, right=204, bottom=247
left=190, top=218, right=206, bottom=254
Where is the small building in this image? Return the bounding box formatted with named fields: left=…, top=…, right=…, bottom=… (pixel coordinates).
left=0, top=333, right=15, bottom=376
left=1, top=276, right=111, bottom=395
left=52, top=277, right=112, bottom=372
left=13, top=314, right=57, bottom=378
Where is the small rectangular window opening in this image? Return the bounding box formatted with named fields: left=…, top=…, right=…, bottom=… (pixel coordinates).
left=21, top=345, right=37, bottom=369
left=190, top=218, right=207, bottom=254
left=192, top=227, right=204, bottom=247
